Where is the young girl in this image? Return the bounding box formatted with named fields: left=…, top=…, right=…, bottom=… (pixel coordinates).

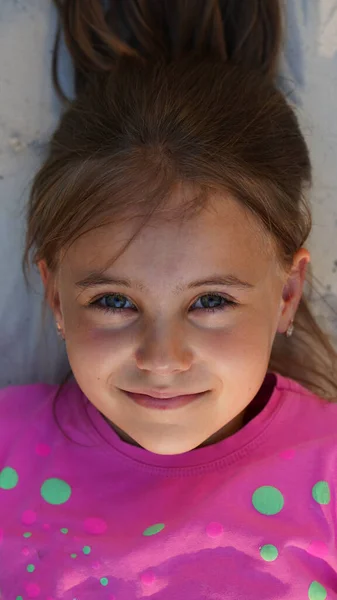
left=1, top=0, right=336, bottom=598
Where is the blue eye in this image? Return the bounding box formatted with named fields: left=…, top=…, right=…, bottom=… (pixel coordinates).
left=89, top=293, right=237, bottom=315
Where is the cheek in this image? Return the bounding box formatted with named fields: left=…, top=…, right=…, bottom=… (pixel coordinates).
left=65, top=323, right=128, bottom=380
left=208, top=314, right=272, bottom=369
left=207, top=318, right=273, bottom=407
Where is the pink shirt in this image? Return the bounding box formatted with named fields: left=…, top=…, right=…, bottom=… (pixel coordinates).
left=0, top=372, right=336, bottom=599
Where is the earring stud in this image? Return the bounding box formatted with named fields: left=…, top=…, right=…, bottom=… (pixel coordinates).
left=56, top=322, right=64, bottom=340
left=286, top=320, right=294, bottom=338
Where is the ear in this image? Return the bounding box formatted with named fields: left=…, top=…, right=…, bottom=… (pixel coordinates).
left=37, top=260, right=64, bottom=329
left=277, top=248, right=311, bottom=334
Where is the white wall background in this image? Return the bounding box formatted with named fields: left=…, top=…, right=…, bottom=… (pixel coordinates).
left=0, top=0, right=337, bottom=387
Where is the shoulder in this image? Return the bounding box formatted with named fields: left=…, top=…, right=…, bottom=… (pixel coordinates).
left=274, top=373, right=337, bottom=406
left=0, top=382, right=55, bottom=411
left=0, top=382, right=57, bottom=412
left=0, top=380, right=87, bottom=454
left=0, top=383, right=57, bottom=434
left=273, top=372, right=337, bottom=432
left=0, top=382, right=75, bottom=446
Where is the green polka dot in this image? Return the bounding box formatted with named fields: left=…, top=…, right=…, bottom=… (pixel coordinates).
left=71, top=553, right=77, bottom=559
left=60, top=528, right=68, bottom=534
left=260, top=544, right=278, bottom=562
left=252, top=486, right=284, bottom=515
left=143, top=523, right=165, bottom=536
left=308, top=581, right=327, bottom=600
left=0, top=466, right=18, bottom=489
left=23, top=532, right=32, bottom=538
left=83, top=545, right=91, bottom=555
left=312, top=481, right=330, bottom=505
left=41, top=478, right=72, bottom=505
left=100, top=577, right=108, bottom=586
left=27, top=564, right=35, bottom=573
left=16, top=596, right=23, bottom=600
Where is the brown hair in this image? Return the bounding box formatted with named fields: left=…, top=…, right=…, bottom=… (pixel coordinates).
left=23, top=0, right=337, bottom=407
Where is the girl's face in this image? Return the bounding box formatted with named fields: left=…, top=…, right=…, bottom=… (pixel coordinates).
left=39, top=190, right=309, bottom=455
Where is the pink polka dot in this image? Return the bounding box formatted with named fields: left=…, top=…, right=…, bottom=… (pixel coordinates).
left=307, top=540, right=329, bottom=558
left=0, top=528, right=3, bottom=543
left=84, top=517, right=107, bottom=535
left=109, top=596, right=116, bottom=600
left=22, top=546, right=30, bottom=556
left=279, top=448, right=295, bottom=460
left=92, top=560, right=101, bottom=570
left=206, top=522, right=224, bottom=538
left=140, top=570, right=156, bottom=586
left=25, top=582, right=41, bottom=598
left=22, top=510, right=37, bottom=525
left=43, top=523, right=50, bottom=530
left=35, top=443, right=51, bottom=456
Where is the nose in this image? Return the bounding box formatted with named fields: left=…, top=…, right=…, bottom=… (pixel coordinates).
left=135, top=321, right=193, bottom=374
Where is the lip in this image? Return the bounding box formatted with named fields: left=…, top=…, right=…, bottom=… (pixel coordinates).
left=123, top=389, right=205, bottom=399
left=122, top=390, right=208, bottom=410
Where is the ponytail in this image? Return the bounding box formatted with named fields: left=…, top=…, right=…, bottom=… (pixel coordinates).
left=53, top=0, right=282, bottom=101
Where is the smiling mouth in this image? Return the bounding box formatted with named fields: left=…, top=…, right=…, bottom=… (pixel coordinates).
left=122, top=390, right=208, bottom=410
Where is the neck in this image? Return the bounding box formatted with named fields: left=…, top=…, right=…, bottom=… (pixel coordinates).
left=101, top=407, right=248, bottom=451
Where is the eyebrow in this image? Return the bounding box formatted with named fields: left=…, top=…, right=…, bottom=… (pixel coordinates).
left=75, top=272, right=254, bottom=294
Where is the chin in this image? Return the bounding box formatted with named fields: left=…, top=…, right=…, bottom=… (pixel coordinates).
left=138, top=437, right=201, bottom=455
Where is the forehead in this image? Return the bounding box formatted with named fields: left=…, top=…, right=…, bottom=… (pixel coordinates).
left=61, top=192, right=277, bottom=283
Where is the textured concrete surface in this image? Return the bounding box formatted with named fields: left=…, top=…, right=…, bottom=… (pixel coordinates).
left=0, top=0, right=337, bottom=386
